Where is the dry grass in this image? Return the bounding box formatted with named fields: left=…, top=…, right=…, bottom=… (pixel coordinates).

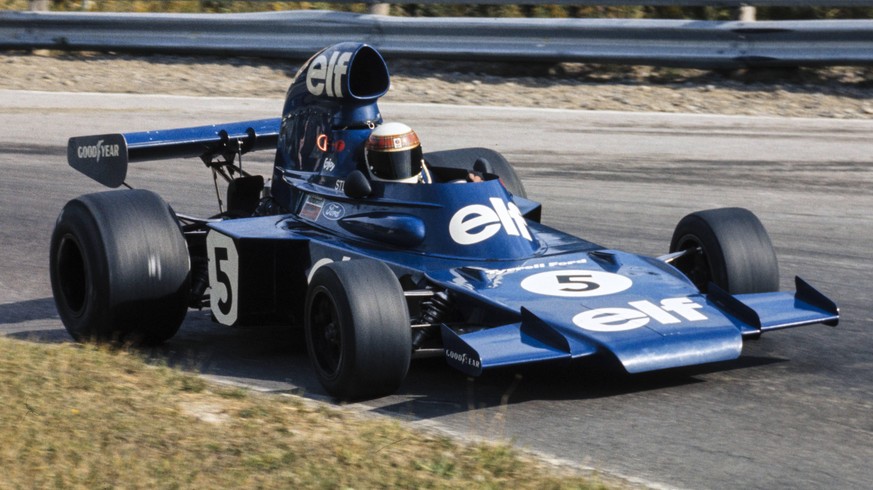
left=0, top=336, right=610, bottom=489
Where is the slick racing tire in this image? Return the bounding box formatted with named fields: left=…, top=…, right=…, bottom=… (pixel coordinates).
left=49, top=189, right=190, bottom=345
left=304, top=260, right=411, bottom=401
left=669, top=207, right=779, bottom=295
left=424, top=147, right=527, bottom=198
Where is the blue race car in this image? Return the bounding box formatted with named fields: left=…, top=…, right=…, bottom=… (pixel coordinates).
left=51, top=43, right=838, bottom=400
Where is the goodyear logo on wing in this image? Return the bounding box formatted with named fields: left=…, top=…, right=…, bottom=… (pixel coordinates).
left=67, top=133, right=128, bottom=188
left=306, top=51, right=352, bottom=98
left=76, top=139, right=121, bottom=163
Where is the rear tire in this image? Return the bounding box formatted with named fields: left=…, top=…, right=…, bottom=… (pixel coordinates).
left=669, top=207, right=779, bottom=294
left=304, top=260, right=411, bottom=400
left=49, top=190, right=190, bottom=344
left=424, top=147, right=527, bottom=198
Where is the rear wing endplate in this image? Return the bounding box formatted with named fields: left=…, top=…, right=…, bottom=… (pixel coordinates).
left=66, top=118, right=281, bottom=188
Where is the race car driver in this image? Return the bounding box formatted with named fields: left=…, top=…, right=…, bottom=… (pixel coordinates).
left=364, top=122, right=485, bottom=184
left=364, top=122, right=432, bottom=184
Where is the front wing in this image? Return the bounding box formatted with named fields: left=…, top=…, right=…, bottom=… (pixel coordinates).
left=441, top=277, right=839, bottom=376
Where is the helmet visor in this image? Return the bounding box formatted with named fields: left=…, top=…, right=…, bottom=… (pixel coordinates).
left=367, top=146, right=423, bottom=180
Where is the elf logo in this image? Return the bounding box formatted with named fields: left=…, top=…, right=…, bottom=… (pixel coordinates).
left=306, top=51, right=352, bottom=98
left=449, top=198, right=531, bottom=245
left=573, top=297, right=708, bottom=333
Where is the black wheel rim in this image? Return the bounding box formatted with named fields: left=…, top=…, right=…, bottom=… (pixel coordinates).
left=309, top=289, right=342, bottom=379
left=674, top=236, right=711, bottom=292
left=56, top=234, right=89, bottom=317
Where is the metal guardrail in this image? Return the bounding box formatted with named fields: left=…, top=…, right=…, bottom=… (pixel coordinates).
left=1, top=10, right=872, bottom=69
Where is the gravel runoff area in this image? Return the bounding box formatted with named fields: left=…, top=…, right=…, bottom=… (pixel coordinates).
left=2, top=50, right=873, bottom=119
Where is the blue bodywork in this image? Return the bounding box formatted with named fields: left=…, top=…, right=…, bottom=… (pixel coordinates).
left=65, top=43, right=839, bottom=379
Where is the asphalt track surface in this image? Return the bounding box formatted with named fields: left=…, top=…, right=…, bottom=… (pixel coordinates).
left=1, top=90, right=871, bottom=489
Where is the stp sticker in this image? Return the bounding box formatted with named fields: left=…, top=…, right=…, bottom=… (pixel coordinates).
left=520, top=270, right=633, bottom=298
left=299, top=195, right=324, bottom=221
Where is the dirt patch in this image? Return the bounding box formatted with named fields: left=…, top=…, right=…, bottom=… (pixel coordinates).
left=3, top=50, right=872, bottom=119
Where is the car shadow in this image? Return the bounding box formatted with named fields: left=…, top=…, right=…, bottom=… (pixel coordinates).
left=0, top=297, right=73, bottom=344
left=0, top=297, right=60, bottom=324
left=378, top=354, right=786, bottom=420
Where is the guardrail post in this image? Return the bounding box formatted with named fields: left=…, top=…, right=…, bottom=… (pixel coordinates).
left=368, top=2, right=390, bottom=16
left=28, top=0, right=49, bottom=11
left=735, top=5, right=757, bottom=21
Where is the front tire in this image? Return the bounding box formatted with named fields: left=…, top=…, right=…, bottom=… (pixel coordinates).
left=304, top=260, right=411, bottom=400
left=669, top=207, right=779, bottom=294
left=49, top=190, right=190, bottom=344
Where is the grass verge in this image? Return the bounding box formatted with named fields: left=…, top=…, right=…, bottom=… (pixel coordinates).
left=0, top=336, right=610, bottom=488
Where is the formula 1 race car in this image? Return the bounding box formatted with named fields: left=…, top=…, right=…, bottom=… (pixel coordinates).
left=51, top=43, right=839, bottom=400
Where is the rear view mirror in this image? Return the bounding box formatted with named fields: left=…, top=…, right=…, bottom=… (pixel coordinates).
left=344, top=170, right=372, bottom=199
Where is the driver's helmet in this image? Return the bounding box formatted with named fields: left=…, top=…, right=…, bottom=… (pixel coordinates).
left=364, top=122, right=424, bottom=184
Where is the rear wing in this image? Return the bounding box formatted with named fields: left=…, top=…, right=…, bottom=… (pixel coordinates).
left=66, top=118, right=281, bottom=188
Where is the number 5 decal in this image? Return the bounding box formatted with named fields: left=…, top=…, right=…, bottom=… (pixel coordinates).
left=206, top=231, right=239, bottom=325
left=520, top=269, right=633, bottom=298
left=556, top=273, right=600, bottom=292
